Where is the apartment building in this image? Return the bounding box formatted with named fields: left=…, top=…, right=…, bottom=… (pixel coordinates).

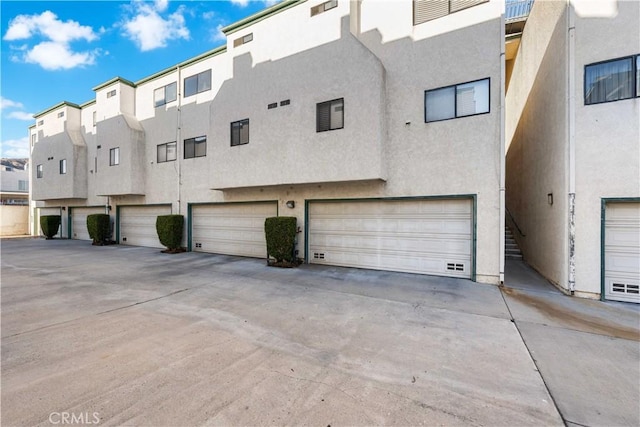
left=506, top=0, right=640, bottom=302
left=30, top=0, right=505, bottom=284
left=1, top=164, right=29, bottom=236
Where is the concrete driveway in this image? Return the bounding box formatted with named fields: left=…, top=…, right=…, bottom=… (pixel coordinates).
left=0, top=239, right=636, bottom=426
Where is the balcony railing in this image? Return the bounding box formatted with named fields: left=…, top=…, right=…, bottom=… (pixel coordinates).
left=506, top=0, right=534, bottom=22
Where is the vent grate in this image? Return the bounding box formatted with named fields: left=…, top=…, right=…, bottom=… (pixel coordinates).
left=314, top=253, right=325, bottom=260
left=195, top=243, right=202, bottom=249
left=446, top=262, right=464, bottom=272
left=612, top=283, right=639, bottom=294
left=267, top=102, right=277, bottom=109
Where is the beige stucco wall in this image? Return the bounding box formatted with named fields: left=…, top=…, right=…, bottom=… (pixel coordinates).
left=505, top=0, right=569, bottom=289
left=0, top=205, right=29, bottom=236
left=572, top=0, right=640, bottom=295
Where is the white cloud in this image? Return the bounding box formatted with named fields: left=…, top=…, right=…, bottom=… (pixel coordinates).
left=6, top=111, right=35, bottom=121
left=263, top=0, right=281, bottom=6
left=25, top=41, right=97, bottom=70
left=0, top=137, right=30, bottom=158
left=202, top=11, right=216, bottom=20
left=122, top=1, right=189, bottom=51
left=210, top=24, right=227, bottom=43
left=231, top=0, right=250, bottom=7
left=1, top=97, right=24, bottom=111
left=2, top=11, right=99, bottom=70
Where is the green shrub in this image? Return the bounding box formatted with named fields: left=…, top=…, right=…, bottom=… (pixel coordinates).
left=156, top=214, right=184, bottom=250
left=264, top=216, right=297, bottom=263
left=40, top=215, right=61, bottom=239
left=87, top=214, right=110, bottom=245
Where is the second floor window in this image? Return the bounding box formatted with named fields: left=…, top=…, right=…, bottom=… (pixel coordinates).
left=110, top=147, right=120, bottom=166
left=231, top=119, right=249, bottom=146
left=37, top=164, right=43, bottom=178
left=59, top=159, right=67, bottom=174
left=317, top=98, right=344, bottom=132
left=184, top=136, right=206, bottom=159
left=157, top=142, right=177, bottom=163
left=425, top=78, right=490, bottom=122
left=154, top=82, right=177, bottom=107
left=585, top=55, right=640, bottom=105
left=18, top=180, right=28, bottom=191
left=184, top=70, right=211, bottom=97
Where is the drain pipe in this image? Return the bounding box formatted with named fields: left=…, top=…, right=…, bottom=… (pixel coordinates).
left=567, top=2, right=576, bottom=295
left=499, top=8, right=506, bottom=285
left=176, top=64, right=182, bottom=215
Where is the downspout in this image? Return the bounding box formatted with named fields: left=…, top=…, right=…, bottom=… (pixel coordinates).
left=499, top=7, right=506, bottom=284
left=176, top=65, right=182, bottom=215
left=567, top=2, right=576, bottom=294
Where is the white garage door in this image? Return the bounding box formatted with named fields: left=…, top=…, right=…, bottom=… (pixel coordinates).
left=308, top=198, right=473, bottom=278
left=191, top=202, right=278, bottom=258
left=70, top=207, right=106, bottom=240
left=37, top=207, right=63, bottom=238
left=119, top=205, right=172, bottom=249
left=604, top=202, right=640, bottom=303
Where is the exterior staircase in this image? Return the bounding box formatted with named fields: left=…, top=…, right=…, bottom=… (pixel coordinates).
left=505, top=226, right=523, bottom=260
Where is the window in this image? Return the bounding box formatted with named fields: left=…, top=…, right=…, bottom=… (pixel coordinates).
left=154, top=82, right=177, bottom=107
left=184, top=136, right=206, bottom=158
left=18, top=180, right=28, bottom=191
left=311, top=0, right=338, bottom=16
left=413, top=0, right=487, bottom=25
left=59, top=159, right=67, bottom=174
left=57, top=111, right=64, bottom=118
left=425, top=78, right=490, bottom=122
left=31, top=134, right=36, bottom=146
left=37, top=164, right=43, bottom=178
left=584, top=55, right=640, bottom=105
left=110, top=147, right=120, bottom=166
left=233, top=33, right=253, bottom=47
left=316, top=98, right=344, bottom=132
left=230, top=119, right=250, bottom=146
left=107, top=89, right=116, bottom=98
left=92, top=111, right=97, bottom=127
left=184, top=70, right=212, bottom=97
left=37, top=120, right=43, bottom=126
left=157, top=142, right=177, bottom=163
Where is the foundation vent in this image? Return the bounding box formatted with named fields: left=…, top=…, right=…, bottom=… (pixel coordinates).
left=612, top=283, right=639, bottom=294
left=314, top=252, right=325, bottom=260
left=195, top=243, right=202, bottom=249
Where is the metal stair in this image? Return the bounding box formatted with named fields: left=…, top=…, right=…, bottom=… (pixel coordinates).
left=505, top=226, right=523, bottom=260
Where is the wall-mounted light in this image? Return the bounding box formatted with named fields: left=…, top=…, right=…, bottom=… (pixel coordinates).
left=286, top=200, right=295, bottom=209
left=547, top=193, right=553, bottom=205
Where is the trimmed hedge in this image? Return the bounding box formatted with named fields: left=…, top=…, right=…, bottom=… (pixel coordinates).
left=156, top=214, right=184, bottom=250
left=40, top=215, right=61, bottom=239
left=87, top=214, right=110, bottom=245
left=264, top=216, right=297, bottom=263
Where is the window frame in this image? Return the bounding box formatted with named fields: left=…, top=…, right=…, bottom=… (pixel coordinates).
left=184, top=136, right=207, bottom=159
left=18, top=180, right=28, bottom=191
left=107, top=89, right=116, bottom=98
left=36, top=164, right=43, bottom=179
left=59, top=159, right=67, bottom=175
left=424, top=77, right=491, bottom=123
left=157, top=141, right=177, bottom=163
left=316, top=98, right=344, bottom=132
left=154, top=82, right=178, bottom=108
left=184, top=70, right=212, bottom=98
left=230, top=119, right=250, bottom=147
left=584, top=54, right=640, bottom=106
left=109, top=147, right=120, bottom=166
left=414, top=0, right=488, bottom=26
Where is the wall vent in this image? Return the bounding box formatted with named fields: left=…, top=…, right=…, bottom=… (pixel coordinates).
left=446, top=262, right=464, bottom=272
left=195, top=243, right=202, bottom=249
left=280, top=99, right=290, bottom=106
left=268, top=102, right=277, bottom=109
left=314, top=252, right=325, bottom=260
left=612, top=283, right=639, bottom=294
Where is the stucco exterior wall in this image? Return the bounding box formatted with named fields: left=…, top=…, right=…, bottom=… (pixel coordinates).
left=505, top=0, right=569, bottom=289
left=0, top=206, right=29, bottom=236
left=572, top=0, right=640, bottom=295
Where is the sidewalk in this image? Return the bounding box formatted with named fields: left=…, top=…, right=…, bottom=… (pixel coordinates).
left=502, top=260, right=640, bottom=427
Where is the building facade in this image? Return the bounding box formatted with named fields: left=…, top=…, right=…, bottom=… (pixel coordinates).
left=30, top=0, right=506, bottom=284
left=506, top=0, right=640, bottom=302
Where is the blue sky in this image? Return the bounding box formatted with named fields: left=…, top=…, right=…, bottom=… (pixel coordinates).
left=0, top=0, right=280, bottom=158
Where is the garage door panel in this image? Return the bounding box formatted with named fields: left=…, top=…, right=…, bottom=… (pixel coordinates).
left=605, top=202, right=640, bottom=303
left=71, top=207, right=105, bottom=240
left=191, top=202, right=277, bottom=258
left=309, top=199, right=473, bottom=278
left=119, top=205, right=171, bottom=249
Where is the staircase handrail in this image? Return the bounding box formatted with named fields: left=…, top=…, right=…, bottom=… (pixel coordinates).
left=506, top=208, right=526, bottom=237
